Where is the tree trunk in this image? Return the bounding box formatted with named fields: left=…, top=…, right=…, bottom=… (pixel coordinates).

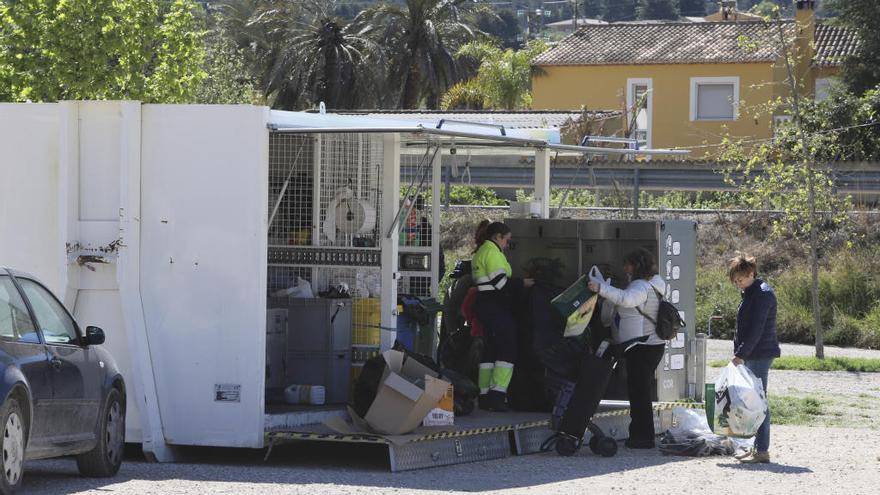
left=776, top=16, right=825, bottom=358
left=808, top=165, right=824, bottom=358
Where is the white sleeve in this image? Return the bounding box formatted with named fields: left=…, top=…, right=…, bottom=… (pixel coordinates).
left=598, top=281, right=650, bottom=308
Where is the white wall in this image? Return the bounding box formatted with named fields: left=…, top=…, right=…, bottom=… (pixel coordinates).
left=140, top=105, right=268, bottom=447
left=0, top=104, right=65, bottom=291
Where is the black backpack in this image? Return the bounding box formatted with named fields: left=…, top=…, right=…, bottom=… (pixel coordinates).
left=636, top=286, right=686, bottom=340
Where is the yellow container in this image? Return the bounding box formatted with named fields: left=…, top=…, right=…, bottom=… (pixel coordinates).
left=352, top=298, right=381, bottom=345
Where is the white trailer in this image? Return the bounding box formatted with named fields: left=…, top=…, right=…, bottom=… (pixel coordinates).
left=0, top=101, right=698, bottom=469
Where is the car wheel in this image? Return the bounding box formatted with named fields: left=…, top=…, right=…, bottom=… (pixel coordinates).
left=0, top=397, right=25, bottom=494
left=76, top=388, right=125, bottom=477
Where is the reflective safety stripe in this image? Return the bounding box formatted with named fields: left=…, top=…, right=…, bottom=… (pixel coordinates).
left=475, top=268, right=508, bottom=291
left=478, top=363, right=495, bottom=394
left=490, top=361, right=514, bottom=393
left=473, top=240, right=511, bottom=292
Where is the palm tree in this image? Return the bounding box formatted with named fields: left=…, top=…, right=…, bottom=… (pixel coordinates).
left=220, top=0, right=384, bottom=110
left=443, top=40, right=547, bottom=110
left=361, top=0, right=486, bottom=109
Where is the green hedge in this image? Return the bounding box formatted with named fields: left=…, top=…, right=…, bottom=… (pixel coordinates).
left=697, top=249, right=880, bottom=349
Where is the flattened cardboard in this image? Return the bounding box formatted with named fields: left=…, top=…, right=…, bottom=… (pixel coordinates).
left=343, top=350, right=451, bottom=435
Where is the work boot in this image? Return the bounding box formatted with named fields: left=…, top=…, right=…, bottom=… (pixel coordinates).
left=734, top=448, right=754, bottom=460
left=739, top=451, right=771, bottom=464
left=478, top=390, right=509, bottom=412
left=624, top=438, right=655, bottom=449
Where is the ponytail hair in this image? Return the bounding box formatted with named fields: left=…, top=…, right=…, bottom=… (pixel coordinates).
left=472, top=219, right=491, bottom=253
left=484, top=222, right=511, bottom=241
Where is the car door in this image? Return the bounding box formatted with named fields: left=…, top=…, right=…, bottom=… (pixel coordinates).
left=0, top=275, right=54, bottom=448
left=16, top=278, right=102, bottom=444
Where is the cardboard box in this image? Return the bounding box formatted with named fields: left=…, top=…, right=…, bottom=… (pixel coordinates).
left=422, top=383, right=454, bottom=427
left=350, top=350, right=450, bottom=435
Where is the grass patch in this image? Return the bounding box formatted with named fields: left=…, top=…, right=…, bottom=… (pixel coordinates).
left=770, top=395, right=825, bottom=426
left=708, top=356, right=880, bottom=371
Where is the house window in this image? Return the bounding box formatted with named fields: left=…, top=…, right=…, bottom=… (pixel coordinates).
left=626, top=78, right=652, bottom=151
left=815, top=78, right=832, bottom=102
left=690, top=77, right=739, bottom=121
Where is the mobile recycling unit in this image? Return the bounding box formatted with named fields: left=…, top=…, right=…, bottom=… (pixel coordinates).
left=0, top=101, right=703, bottom=471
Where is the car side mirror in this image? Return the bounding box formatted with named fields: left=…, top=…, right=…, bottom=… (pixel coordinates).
left=85, top=326, right=105, bottom=346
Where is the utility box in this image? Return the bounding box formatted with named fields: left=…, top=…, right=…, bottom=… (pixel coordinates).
left=504, top=218, right=697, bottom=402
left=267, top=298, right=353, bottom=404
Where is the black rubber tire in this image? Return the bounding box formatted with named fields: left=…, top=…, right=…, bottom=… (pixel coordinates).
left=597, top=437, right=618, bottom=457
left=76, top=389, right=125, bottom=477
left=0, top=397, right=25, bottom=494
left=588, top=435, right=600, bottom=454
left=555, top=436, right=580, bottom=457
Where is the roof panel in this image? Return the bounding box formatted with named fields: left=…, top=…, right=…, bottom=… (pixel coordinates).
left=534, top=20, right=858, bottom=67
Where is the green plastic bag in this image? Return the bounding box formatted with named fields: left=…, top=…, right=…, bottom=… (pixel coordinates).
left=563, top=293, right=599, bottom=337
left=551, top=274, right=593, bottom=318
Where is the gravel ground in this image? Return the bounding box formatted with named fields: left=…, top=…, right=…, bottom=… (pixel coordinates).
left=18, top=425, right=880, bottom=495
left=16, top=339, right=880, bottom=495
left=707, top=339, right=880, bottom=429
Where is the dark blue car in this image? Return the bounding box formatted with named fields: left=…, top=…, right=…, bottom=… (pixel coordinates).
left=0, top=268, right=125, bottom=493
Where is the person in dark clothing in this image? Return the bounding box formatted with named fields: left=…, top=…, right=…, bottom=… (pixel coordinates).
left=472, top=221, right=534, bottom=411
left=728, top=253, right=780, bottom=464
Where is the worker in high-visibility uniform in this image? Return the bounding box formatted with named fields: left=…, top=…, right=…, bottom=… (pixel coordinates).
left=472, top=221, right=534, bottom=411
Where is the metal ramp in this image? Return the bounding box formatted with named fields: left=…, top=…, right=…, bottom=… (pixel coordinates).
left=264, top=401, right=702, bottom=471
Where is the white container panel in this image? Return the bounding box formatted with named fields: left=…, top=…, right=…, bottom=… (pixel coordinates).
left=0, top=103, right=65, bottom=291
left=140, top=105, right=268, bottom=447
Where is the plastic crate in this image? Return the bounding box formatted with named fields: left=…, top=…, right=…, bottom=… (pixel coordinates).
left=352, top=298, right=381, bottom=345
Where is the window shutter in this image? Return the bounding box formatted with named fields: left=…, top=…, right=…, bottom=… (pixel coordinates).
left=696, top=84, right=734, bottom=119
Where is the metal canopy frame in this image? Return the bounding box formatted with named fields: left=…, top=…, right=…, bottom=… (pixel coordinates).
left=267, top=124, right=689, bottom=157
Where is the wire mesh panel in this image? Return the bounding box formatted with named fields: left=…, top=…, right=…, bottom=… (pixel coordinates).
left=398, top=145, right=439, bottom=299
left=268, top=133, right=315, bottom=246
left=317, top=133, right=384, bottom=247
left=268, top=132, right=389, bottom=397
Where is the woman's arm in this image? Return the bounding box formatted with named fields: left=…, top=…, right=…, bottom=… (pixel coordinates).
left=597, top=281, right=649, bottom=308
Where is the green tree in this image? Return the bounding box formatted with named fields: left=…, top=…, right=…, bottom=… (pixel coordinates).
left=678, top=0, right=706, bottom=16
left=246, top=0, right=384, bottom=110
left=195, top=31, right=260, bottom=104
left=476, top=9, right=521, bottom=49
left=603, top=0, right=638, bottom=22
left=582, top=0, right=606, bottom=18
left=637, top=0, right=679, bottom=20
left=361, top=0, right=487, bottom=109
left=720, top=12, right=867, bottom=358
left=750, top=1, right=783, bottom=17
left=0, top=0, right=205, bottom=103
left=828, top=0, right=880, bottom=95
left=442, top=40, right=548, bottom=110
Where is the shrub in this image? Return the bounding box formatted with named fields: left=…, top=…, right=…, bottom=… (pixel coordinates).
left=695, top=267, right=739, bottom=338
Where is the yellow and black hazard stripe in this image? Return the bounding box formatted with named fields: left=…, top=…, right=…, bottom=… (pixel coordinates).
left=265, top=431, right=389, bottom=444
left=264, top=400, right=706, bottom=449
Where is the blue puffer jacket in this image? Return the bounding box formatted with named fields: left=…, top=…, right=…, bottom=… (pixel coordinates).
left=734, top=278, right=781, bottom=360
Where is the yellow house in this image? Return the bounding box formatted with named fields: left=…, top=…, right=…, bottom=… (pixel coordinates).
left=531, top=0, right=860, bottom=156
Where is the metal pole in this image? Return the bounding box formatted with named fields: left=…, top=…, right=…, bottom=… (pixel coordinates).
left=694, top=332, right=707, bottom=401
left=632, top=167, right=641, bottom=219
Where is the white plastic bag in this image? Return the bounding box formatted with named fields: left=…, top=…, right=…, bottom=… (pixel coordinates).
left=714, top=363, right=767, bottom=437
left=670, top=406, right=711, bottom=436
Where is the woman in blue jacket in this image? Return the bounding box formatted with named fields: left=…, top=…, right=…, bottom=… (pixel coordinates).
left=728, top=254, right=780, bottom=464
